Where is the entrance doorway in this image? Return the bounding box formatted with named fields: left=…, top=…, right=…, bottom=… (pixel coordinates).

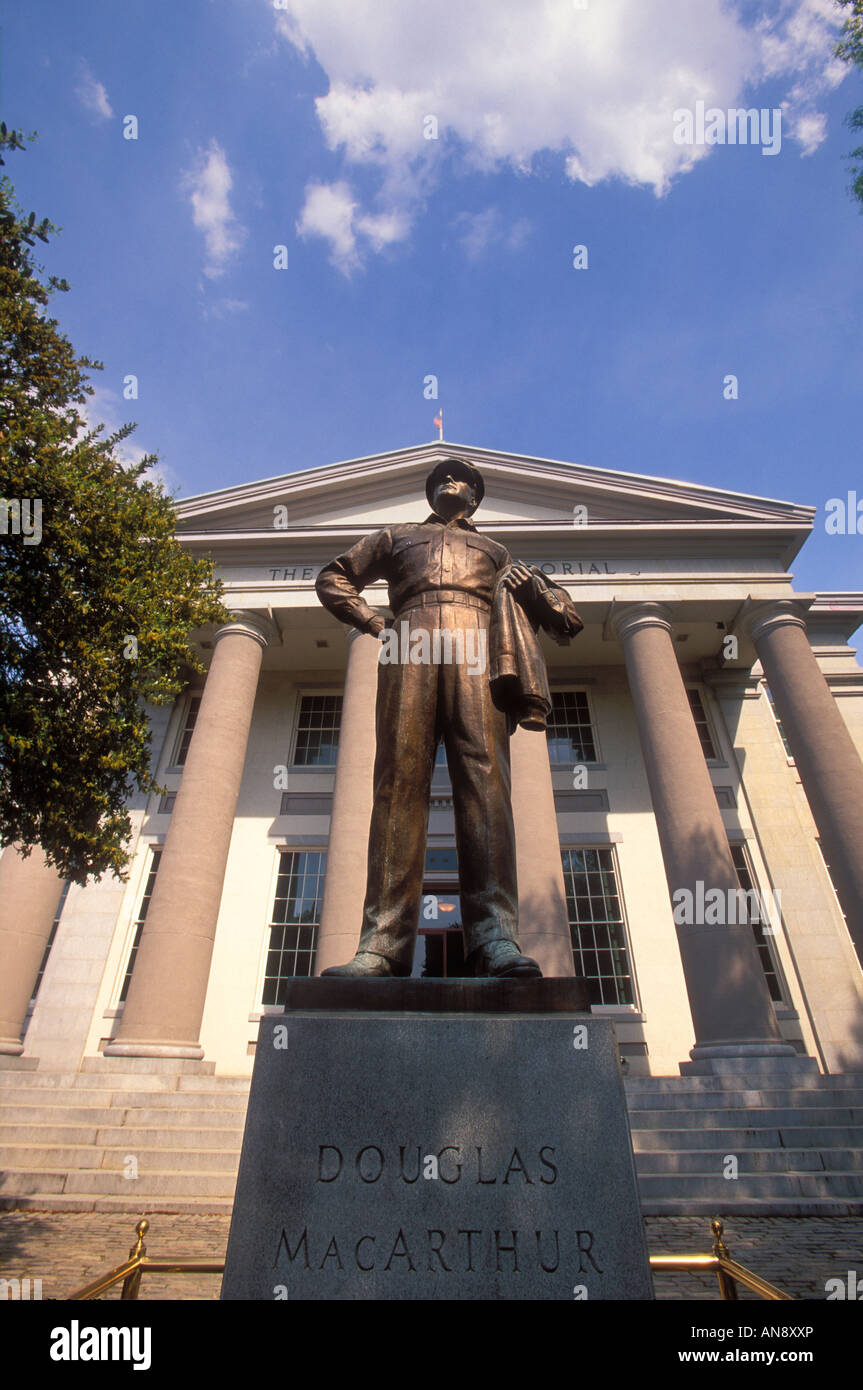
left=412, top=889, right=469, bottom=978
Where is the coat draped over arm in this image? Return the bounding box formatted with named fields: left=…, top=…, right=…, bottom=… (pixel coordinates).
left=489, top=568, right=584, bottom=731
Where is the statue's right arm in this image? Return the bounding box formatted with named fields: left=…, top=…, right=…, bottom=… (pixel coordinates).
left=315, top=529, right=391, bottom=635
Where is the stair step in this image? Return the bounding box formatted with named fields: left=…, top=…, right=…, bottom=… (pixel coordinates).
left=0, top=1103, right=245, bottom=1127
left=624, top=1074, right=863, bottom=1094
left=0, top=1124, right=244, bottom=1151
left=107, top=1090, right=250, bottom=1109
left=0, top=1106, right=119, bottom=1126
left=0, top=1145, right=240, bottom=1173
left=0, top=1088, right=249, bottom=1110
left=63, top=1170, right=239, bottom=1197
left=628, top=1106, right=863, bottom=1128
left=631, top=1126, right=863, bottom=1150
left=78, top=1057, right=217, bottom=1075
left=635, top=1148, right=829, bottom=1175
left=0, top=1169, right=238, bottom=1197
left=0, top=1071, right=250, bottom=1094
left=0, top=1171, right=68, bottom=1195
left=640, top=1197, right=863, bottom=1216
left=625, top=1089, right=863, bottom=1110
left=636, top=1172, right=863, bottom=1198
left=176, top=1076, right=251, bottom=1092
left=93, top=1126, right=243, bottom=1149
left=0, top=1072, right=180, bottom=1092
left=0, top=1125, right=102, bottom=1146
left=0, top=1193, right=235, bottom=1214
left=780, top=1125, right=863, bottom=1148
left=117, top=1107, right=248, bottom=1127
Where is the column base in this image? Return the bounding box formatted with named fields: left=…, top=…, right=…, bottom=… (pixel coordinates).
left=0, top=1052, right=39, bottom=1070
left=681, top=1040, right=819, bottom=1078
left=0, top=1039, right=24, bottom=1057
left=103, top=1040, right=205, bottom=1060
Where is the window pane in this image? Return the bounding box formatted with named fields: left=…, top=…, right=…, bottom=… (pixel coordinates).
left=764, top=683, right=793, bottom=758
left=546, top=691, right=597, bottom=765
left=30, top=880, right=70, bottom=1001
left=729, top=842, right=784, bottom=1003
left=561, top=846, right=634, bottom=1006
left=687, top=689, right=717, bottom=760
left=120, top=850, right=162, bottom=1003
left=294, top=695, right=343, bottom=766
left=263, top=850, right=327, bottom=1002
left=176, top=696, right=202, bottom=766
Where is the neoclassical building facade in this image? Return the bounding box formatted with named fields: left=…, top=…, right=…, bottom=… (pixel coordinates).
left=3, top=442, right=863, bottom=1082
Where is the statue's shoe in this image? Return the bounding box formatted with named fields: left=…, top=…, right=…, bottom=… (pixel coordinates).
left=320, top=952, right=408, bottom=978
left=467, top=941, right=542, bottom=979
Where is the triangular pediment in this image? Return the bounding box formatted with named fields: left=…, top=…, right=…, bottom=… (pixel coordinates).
left=174, top=441, right=814, bottom=534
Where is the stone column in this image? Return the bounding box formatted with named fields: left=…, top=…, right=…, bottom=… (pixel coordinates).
left=0, top=846, right=66, bottom=1055
left=743, top=600, right=863, bottom=968
left=611, top=602, right=791, bottom=1065
left=315, top=630, right=380, bottom=973
left=106, top=612, right=273, bottom=1058
left=510, top=726, right=575, bottom=977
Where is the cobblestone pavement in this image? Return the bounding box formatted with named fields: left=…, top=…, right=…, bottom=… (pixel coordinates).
left=645, top=1216, right=863, bottom=1301
left=1, top=1211, right=861, bottom=1300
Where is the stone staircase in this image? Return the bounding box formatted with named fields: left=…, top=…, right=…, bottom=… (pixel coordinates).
left=0, top=1059, right=249, bottom=1214
left=2, top=1060, right=863, bottom=1216
left=624, top=1073, right=863, bottom=1214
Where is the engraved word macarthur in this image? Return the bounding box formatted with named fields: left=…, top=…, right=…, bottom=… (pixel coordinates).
left=315, top=459, right=583, bottom=979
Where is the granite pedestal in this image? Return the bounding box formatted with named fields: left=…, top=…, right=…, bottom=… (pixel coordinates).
left=221, top=979, right=653, bottom=1300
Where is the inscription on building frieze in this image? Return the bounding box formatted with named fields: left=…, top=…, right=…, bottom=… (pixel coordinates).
left=245, top=560, right=640, bottom=584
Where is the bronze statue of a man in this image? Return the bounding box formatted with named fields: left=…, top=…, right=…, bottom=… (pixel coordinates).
left=315, top=458, right=583, bottom=979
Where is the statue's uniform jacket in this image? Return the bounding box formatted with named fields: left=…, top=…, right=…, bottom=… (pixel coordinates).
left=315, top=512, right=522, bottom=968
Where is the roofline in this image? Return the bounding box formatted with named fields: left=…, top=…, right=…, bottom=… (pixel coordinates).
left=173, top=440, right=816, bottom=522
left=176, top=520, right=813, bottom=539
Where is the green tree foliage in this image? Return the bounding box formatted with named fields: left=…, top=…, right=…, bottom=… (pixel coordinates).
left=0, top=127, right=229, bottom=883
left=836, top=0, right=863, bottom=209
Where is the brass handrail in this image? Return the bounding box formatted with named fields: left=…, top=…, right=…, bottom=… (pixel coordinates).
left=65, top=1215, right=791, bottom=1300
left=648, top=1218, right=793, bottom=1300
left=67, top=1221, right=225, bottom=1301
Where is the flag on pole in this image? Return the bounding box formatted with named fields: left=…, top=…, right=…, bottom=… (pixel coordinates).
left=433, top=409, right=443, bottom=440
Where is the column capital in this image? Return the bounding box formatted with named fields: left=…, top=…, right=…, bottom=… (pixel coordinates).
left=735, top=597, right=811, bottom=646
left=605, top=600, right=674, bottom=644
left=215, top=610, right=279, bottom=651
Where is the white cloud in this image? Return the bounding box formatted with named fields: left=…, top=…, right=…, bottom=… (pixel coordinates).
left=456, top=208, right=532, bottom=262
left=295, top=180, right=413, bottom=273
left=203, top=297, right=251, bottom=320
left=788, top=107, right=828, bottom=155
left=180, top=141, right=245, bottom=278
left=355, top=206, right=413, bottom=253
left=76, top=61, right=113, bottom=120
left=276, top=0, right=847, bottom=267
left=296, top=180, right=360, bottom=272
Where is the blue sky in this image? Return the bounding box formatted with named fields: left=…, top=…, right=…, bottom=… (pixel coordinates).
left=3, top=0, right=862, bottom=597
